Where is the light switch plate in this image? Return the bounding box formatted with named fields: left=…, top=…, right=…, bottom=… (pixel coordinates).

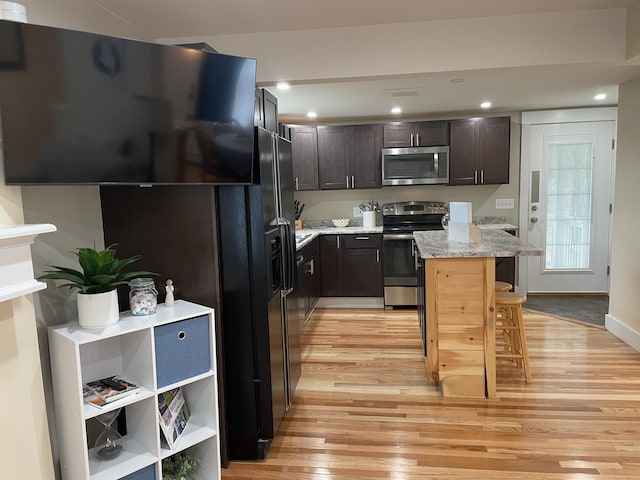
left=495, top=198, right=515, bottom=209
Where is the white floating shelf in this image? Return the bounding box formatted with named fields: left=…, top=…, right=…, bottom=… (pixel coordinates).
left=0, top=223, right=57, bottom=303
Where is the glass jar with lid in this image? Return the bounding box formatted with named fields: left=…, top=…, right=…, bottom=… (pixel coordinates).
left=129, top=278, right=158, bottom=315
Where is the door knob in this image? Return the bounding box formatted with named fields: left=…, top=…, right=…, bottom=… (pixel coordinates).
left=530, top=217, right=538, bottom=223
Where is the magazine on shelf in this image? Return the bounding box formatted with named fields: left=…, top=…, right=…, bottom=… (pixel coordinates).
left=158, top=387, right=191, bottom=449
left=83, top=376, right=141, bottom=408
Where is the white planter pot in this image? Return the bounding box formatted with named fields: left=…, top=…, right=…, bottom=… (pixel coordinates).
left=77, top=290, right=119, bottom=329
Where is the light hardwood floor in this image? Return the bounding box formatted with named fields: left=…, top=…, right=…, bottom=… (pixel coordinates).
left=222, top=308, right=640, bottom=479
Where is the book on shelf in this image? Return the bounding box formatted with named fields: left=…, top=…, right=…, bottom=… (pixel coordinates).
left=158, top=387, right=191, bottom=449
left=83, top=376, right=141, bottom=408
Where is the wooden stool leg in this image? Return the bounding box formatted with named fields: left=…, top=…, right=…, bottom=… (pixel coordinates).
left=514, top=305, right=531, bottom=383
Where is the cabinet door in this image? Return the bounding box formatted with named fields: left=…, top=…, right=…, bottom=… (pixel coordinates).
left=350, top=124, right=382, bottom=189
left=415, top=121, right=449, bottom=146
left=383, top=121, right=448, bottom=148
left=449, top=118, right=478, bottom=185
left=317, top=126, right=350, bottom=189
left=341, top=234, right=383, bottom=297
left=383, top=123, right=414, bottom=148
left=478, top=116, right=510, bottom=184
left=291, top=126, right=319, bottom=191
left=261, top=88, right=279, bottom=134
left=319, top=235, right=342, bottom=296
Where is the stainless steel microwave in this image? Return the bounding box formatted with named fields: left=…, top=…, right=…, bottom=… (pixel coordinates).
left=381, top=146, right=449, bottom=186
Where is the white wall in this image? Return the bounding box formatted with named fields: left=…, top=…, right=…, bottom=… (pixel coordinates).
left=607, top=75, right=640, bottom=350
left=163, top=9, right=627, bottom=84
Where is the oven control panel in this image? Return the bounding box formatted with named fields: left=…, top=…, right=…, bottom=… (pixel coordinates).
left=382, top=201, right=447, bottom=216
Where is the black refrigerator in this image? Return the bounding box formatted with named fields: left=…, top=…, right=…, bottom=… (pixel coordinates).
left=216, top=126, right=299, bottom=459
left=100, top=126, right=300, bottom=463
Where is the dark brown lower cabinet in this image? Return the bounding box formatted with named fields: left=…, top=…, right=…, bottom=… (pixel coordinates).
left=495, top=229, right=517, bottom=287
left=319, top=234, right=383, bottom=297
left=297, top=239, right=319, bottom=319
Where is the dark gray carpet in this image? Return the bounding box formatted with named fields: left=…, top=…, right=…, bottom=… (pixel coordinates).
left=523, top=294, right=608, bottom=327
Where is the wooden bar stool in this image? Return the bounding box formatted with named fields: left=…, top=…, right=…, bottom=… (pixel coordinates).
left=495, top=291, right=532, bottom=383
left=495, top=281, right=513, bottom=292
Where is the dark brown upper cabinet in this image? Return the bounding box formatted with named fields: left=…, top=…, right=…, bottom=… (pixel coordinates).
left=449, top=116, right=511, bottom=185
left=383, top=121, right=449, bottom=148
left=254, top=87, right=278, bottom=133
left=290, top=126, right=319, bottom=191
left=317, top=124, right=383, bottom=190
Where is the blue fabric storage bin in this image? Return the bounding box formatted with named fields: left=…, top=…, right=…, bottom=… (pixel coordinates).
left=155, top=314, right=210, bottom=388
left=120, top=464, right=156, bottom=480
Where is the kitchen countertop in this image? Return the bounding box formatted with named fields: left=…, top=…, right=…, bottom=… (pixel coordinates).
left=295, top=226, right=383, bottom=249
left=414, top=229, right=542, bottom=258
left=295, top=224, right=519, bottom=250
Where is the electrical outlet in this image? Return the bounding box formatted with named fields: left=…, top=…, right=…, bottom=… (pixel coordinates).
left=495, top=198, right=515, bottom=209
left=353, top=206, right=363, bottom=217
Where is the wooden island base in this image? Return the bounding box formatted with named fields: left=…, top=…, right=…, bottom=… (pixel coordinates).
left=425, top=257, right=496, bottom=398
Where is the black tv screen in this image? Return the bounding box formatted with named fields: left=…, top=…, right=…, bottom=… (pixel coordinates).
left=0, top=20, right=256, bottom=185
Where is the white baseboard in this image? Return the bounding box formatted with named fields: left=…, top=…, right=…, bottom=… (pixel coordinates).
left=606, top=314, right=640, bottom=352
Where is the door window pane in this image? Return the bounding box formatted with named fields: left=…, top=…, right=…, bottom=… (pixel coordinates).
left=545, top=143, right=593, bottom=270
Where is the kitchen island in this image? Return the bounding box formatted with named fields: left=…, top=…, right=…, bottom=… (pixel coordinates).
left=414, top=229, right=542, bottom=399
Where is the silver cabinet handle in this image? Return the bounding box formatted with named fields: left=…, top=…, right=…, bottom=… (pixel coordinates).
left=474, top=170, right=478, bottom=184
left=416, top=133, right=420, bottom=146
left=410, top=133, right=414, bottom=147
left=346, top=175, right=350, bottom=189
left=356, top=236, right=370, bottom=240
left=337, top=236, right=340, bottom=248
left=376, top=249, right=380, bottom=263
left=351, top=175, right=355, bottom=189
left=480, top=170, right=484, bottom=184
left=294, top=177, right=299, bottom=190
left=307, top=258, right=315, bottom=276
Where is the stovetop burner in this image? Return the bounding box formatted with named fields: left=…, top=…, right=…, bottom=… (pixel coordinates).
left=382, top=201, right=446, bottom=233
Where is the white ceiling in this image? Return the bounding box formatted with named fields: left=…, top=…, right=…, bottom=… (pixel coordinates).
left=94, top=0, right=640, bottom=122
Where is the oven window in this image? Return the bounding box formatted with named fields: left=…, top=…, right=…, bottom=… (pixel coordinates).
left=383, top=238, right=416, bottom=285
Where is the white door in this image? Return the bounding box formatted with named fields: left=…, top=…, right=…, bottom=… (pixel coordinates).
left=524, top=121, right=615, bottom=293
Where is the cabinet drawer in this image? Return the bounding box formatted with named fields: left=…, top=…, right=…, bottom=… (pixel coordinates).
left=341, top=234, right=381, bottom=249
left=155, top=315, right=211, bottom=388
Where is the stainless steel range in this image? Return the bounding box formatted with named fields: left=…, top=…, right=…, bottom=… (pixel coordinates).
left=382, top=201, right=446, bottom=307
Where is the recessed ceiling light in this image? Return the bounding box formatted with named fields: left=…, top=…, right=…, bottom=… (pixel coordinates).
left=480, top=101, right=492, bottom=109
left=594, top=93, right=607, bottom=101
left=391, top=107, right=402, bottom=114
left=307, top=111, right=317, bottom=118
left=449, top=78, right=465, bottom=83
left=276, top=82, right=290, bottom=90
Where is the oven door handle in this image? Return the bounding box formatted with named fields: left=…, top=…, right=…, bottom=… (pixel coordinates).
left=383, top=233, right=416, bottom=240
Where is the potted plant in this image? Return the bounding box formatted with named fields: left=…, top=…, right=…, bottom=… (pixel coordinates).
left=39, top=245, right=155, bottom=329
left=162, top=451, right=202, bottom=480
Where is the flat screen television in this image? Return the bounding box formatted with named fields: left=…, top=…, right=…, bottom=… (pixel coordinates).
left=0, top=20, right=257, bottom=185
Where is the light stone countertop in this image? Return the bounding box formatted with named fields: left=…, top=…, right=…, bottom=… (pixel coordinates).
left=295, top=226, right=383, bottom=249
left=477, top=223, right=518, bottom=231
left=414, top=229, right=542, bottom=258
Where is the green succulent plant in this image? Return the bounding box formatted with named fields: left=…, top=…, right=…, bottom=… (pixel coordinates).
left=162, top=451, right=201, bottom=480
left=38, top=244, right=156, bottom=294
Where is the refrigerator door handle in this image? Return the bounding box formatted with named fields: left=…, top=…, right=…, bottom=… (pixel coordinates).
left=278, top=218, right=295, bottom=295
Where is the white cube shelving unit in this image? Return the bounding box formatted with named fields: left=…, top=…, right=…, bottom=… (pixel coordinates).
left=49, top=300, right=220, bottom=480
